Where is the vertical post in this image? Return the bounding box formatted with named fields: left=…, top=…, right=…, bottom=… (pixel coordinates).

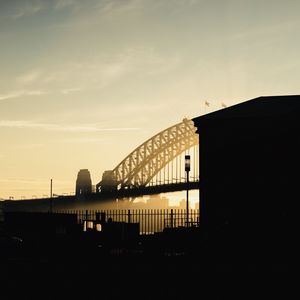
left=186, top=171, right=189, bottom=227
left=195, top=144, right=197, bottom=180
left=185, top=155, right=190, bottom=228
left=128, top=210, right=131, bottom=223
left=50, top=179, right=53, bottom=213
left=86, top=210, right=88, bottom=231
left=170, top=209, right=173, bottom=228
left=179, top=155, right=181, bottom=183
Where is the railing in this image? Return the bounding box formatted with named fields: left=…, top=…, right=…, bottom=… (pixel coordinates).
left=55, top=209, right=199, bottom=235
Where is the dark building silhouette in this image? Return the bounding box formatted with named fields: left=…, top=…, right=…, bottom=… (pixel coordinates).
left=4, top=212, right=78, bottom=238
left=193, top=95, right=300, bottom=271
left=96, top=170, right=117, bottom=193
left=75, top=169, right=92, bottom=196
left=0, top=201, right=4, bottom=226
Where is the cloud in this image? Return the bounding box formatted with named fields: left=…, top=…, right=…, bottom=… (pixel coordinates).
left=54, top=0, right=76, bottom=10
left=51, top=0, right=201, bottom=28
left=16, top=140, right=107, bottom=150
left=63, top=137, right=105, bottom=144
left=10, top=52, right=134, bottom=95
left=40, top=53, right=135, bottom=89
left=16, top=143, right=45, bottom=150
left=2, top=0, right=200, bottom=22
left=0, top=90, right=46, bottom=101
left=226, top=20, right=296, bottom=42
left=0, top=91, right=24, bottom=101
left=96, top=0, right=145, bottom=17
left=0, top=178, right=41, bottom=184
left=53, top=0, right=148, bottom=17
left=17, top=70, right=42, bottom=84
left=4, top=47, right=180, bottom=101
left=0, top=120, right=140, bottom=132
left=96, top=0, right=200, bottom=16
left=9, top=0, right=44, bottom=19
left=0, top=178, right=73, bottom=187
left=61, top=87, right=82, bottom=94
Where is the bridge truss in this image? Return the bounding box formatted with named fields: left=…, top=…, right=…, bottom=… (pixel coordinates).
left=96, top=118, right=199, bottom=192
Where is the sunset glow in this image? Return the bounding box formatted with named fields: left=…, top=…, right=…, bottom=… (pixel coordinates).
left=1, top=0, right=300, bottom=199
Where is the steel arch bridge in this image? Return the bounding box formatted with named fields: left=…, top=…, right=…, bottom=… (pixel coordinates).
left=96, top=118, right=199, bottom=194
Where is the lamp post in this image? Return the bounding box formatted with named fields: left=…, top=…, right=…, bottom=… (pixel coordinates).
left=50, top=179, right=53, bottom=213
left=185, top=155, right=190, bottom=227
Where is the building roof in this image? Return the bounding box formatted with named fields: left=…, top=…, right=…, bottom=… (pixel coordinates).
left=193, top=95, right=300, bottom=124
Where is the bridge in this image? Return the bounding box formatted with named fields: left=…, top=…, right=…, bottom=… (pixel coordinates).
left=4, top=118, right=200, bottom=210
left=92, top=118, right=200, bottom=198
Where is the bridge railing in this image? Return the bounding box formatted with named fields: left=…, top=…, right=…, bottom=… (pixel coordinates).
left=55, top=209, right=199, bottom=235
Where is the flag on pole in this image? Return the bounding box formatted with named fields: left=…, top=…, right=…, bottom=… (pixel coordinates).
left=205, top=101, right=210, bottom=107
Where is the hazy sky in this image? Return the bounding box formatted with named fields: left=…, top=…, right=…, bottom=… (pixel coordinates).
left=1, top=0, right=300, bottom=199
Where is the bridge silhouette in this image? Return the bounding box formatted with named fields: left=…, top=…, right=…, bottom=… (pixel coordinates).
left=6, top=118, right=200, bottom=204
left=87, top=118, right=200, bottom=199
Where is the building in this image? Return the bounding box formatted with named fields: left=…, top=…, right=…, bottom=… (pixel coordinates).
left=146, top=195, right=169, bottom=209
left=96, top=170, right=117, bottom=193
left=75, top=169, right=92, bottom=196
left=0, top=201, right=4, bottom=226
left=4, top=212, right=79, bottom=237
left=193, top=95, right=300, bottom=271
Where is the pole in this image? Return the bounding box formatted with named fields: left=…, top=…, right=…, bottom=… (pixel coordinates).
left=186, top=170, right=189, bottom=227
left=50, top=179, right=53, bottom=213
left=185, top=155, right=190, bottom=228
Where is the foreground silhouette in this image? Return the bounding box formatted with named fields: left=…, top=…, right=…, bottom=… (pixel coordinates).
left=1, top=95, right=297, bottom=299
left=193, top=95, right=299, bottom=272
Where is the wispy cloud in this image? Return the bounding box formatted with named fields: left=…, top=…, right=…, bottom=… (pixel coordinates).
left=54, top=0, right=77, bottom=10
left=61, top=87, right=82, bottom=94
left=51, top=0, right=201, bottom=28
left=16, top=143, right=45, bottom=150
left=96, top=0, right=145, bottom=18
left=0, top=120, right=140, bottom=132
left=8, top=47, right=180, bottom=98
left=0, top=90, right=46, bottom=101
left=39, top=52, right=136, bottom=89
left=52, top=0, right=149, bottom=17
left=0, top=178, right=73, bottom=186
left=1, top=0, right=200, bottom=22
left=17, top=70, right=42, bottom=84
left=10, top=52, right=135, bottom=96
left=63, top=137, right=105, bottom=144
left=96, top=0, right=200, bottom=16
left=0, top=178, right=42, bottom=184
left=226, top=20, right=297, bottom=42
left=9, top=0, right=44, bottom=19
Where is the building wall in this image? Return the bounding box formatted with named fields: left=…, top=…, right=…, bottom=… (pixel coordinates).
left=194, top=98, right=299, bottom=269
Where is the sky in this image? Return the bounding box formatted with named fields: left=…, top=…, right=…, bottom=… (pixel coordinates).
left=1, top=0, right=300, bottom=199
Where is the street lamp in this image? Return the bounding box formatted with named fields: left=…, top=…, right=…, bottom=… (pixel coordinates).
left=50, top=179, right=53, bottom=213
left=185, top=155, right=190, bottom=227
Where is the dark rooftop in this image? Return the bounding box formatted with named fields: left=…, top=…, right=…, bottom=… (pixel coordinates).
left=193, top=95, right=300, bottom=122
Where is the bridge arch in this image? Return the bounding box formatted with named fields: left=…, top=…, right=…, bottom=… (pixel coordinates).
left=96, top=118, right=198, bottom=192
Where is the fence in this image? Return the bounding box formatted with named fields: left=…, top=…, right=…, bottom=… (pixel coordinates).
left=55, top=209, right=199, bottom=235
